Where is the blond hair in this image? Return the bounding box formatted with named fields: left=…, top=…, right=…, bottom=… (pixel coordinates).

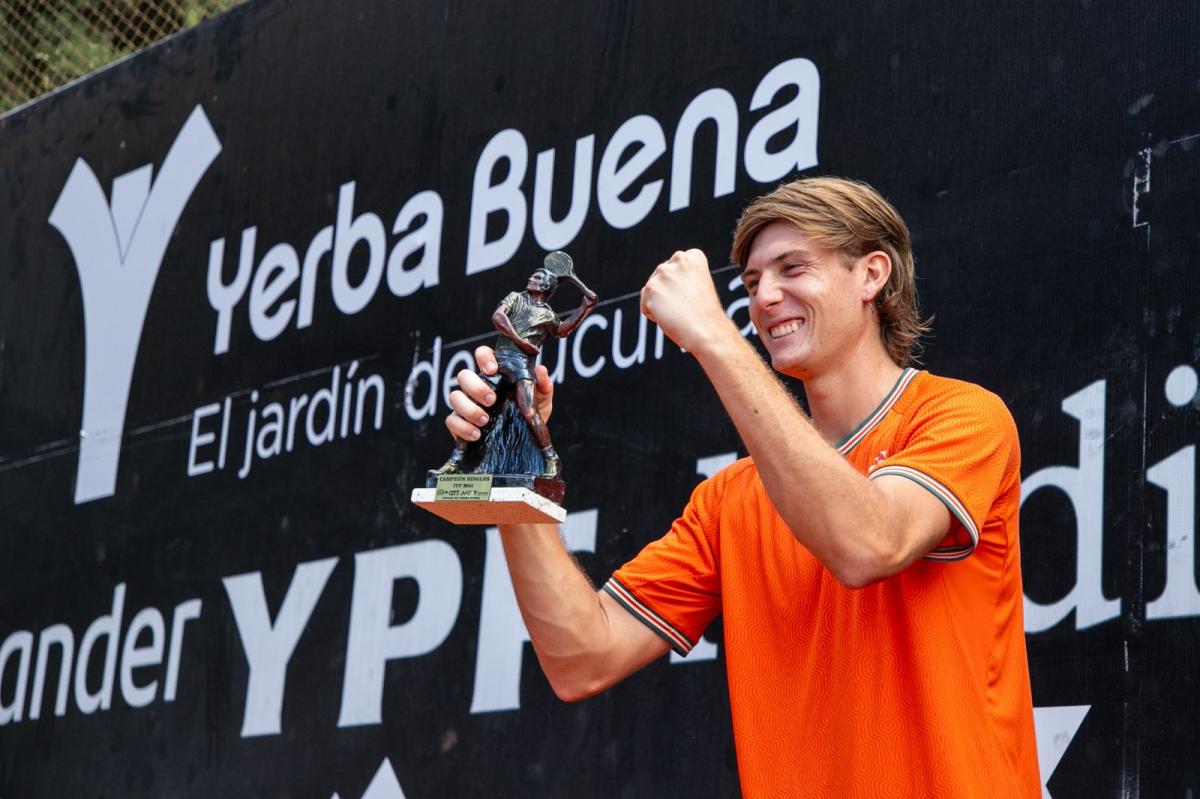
left=730, top=177, right=931, bottom=366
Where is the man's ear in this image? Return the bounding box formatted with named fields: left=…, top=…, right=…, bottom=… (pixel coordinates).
left=860, top=251, right=892, bottom=302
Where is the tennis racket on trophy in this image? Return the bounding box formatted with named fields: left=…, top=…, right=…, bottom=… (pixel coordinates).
left=543, top=250, right=594, bottom=296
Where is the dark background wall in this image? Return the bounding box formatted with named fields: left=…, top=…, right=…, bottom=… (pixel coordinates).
left=1, top=1, right=1198, bottom=796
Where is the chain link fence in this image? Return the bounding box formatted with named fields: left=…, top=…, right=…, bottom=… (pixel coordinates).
left=0, top=0, right=245, bottom=114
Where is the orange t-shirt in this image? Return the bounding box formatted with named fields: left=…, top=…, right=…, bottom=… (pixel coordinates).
left=604, top=369, right=1040, bottom=798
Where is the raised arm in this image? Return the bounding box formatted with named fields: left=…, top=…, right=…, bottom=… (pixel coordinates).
left=554, top=289, right=599, bottom=337
left=498, top=521, right=669, bottom=700
left=639, top=250, right=952, bottom=588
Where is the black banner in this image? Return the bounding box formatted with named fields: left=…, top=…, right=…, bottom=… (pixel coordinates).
left=1, top=0, right=1199, bottom=795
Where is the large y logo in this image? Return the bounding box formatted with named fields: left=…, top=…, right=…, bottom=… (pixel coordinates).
left=49, top=105, right=221, bottom=504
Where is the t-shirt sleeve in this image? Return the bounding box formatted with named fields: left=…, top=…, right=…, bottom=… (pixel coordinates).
left=497, top=291, right=520, bottom=314
left=868, top=385, right=1019, bottom=561
left=603, top=472, right=726, bottom=656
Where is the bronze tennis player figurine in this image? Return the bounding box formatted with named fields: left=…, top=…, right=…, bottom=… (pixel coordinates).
left=415, top=251, right=597, bottom=521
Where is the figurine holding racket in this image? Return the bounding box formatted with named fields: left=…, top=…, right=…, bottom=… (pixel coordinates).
left=433, top=251, right=598, bottom=481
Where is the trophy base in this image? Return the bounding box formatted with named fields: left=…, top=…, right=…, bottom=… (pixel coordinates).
left=411, top=486, right=566, bottom=525
left=411, top=473, right=567, bottom=525
left=424, top=471, right=565, bottom=502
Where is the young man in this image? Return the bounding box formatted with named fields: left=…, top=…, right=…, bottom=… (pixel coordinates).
left=446, top=177, right=1040, bottom=797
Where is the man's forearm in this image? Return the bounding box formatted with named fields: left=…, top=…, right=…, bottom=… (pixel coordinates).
left=687, top=326, right=902, bottom=585
left=498, top=523, right=630, bottom=699
left=556, top=296, right=597, bottom=337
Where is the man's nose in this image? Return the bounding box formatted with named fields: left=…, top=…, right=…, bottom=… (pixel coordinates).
left=755, top=271, right=783, bottom=306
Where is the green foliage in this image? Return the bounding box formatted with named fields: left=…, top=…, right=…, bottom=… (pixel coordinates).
left=0, top=0, right=243, bottom=113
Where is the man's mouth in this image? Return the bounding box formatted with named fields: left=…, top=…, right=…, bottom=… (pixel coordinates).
left=768, top=319, right=805, bottom=339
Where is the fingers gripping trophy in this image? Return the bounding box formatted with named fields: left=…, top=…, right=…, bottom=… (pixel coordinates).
left=411, top=251, right=599, bottom=525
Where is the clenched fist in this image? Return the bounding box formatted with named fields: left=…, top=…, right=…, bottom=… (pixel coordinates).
left=640, top=249, right=737, bottom=355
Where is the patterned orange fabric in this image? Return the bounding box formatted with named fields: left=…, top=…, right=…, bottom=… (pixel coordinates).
left=604, top=370, right=1040, bottom=798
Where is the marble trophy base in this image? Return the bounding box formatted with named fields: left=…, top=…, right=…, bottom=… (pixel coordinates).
left=411, top=473, right=567, bottom=525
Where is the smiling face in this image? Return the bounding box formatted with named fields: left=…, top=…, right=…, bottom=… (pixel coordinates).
left=742, top=221, right=889, bottom=380
left=731, top=177, right=927, bottom=368
left=525, top=269, right=555, bottom=297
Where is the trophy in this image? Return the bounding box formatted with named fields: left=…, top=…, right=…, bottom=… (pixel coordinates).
left=411, top=251, right=598, bottom=524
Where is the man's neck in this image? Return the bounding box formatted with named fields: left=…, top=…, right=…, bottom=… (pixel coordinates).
left=801, top=348, right=906, bottom=446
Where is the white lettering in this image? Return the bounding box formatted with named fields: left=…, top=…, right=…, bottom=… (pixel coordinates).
left=7, top=593, right=201, bottom=724
left=1147, top=446, right=1200, bottom=620
left=743, top=57, right=820, bottom=183
left=0, top=631, right=33, bottom=724
left=306, top=366, right=340, bottom=447
left=238, top=391, right=260, bottom=480
left=118, top=608, right=165, bottom=708
left=288, top=394, right=308, bottom=451
left=190, top=366, right=386, bottom=482
left=387, top=190, right=443, bottom=298
left=533, top=135, right=595, bottom=250
left=338, top=541, right=463, bottom=727
left=1022, top=381, right=1120, bottom=632
left=355, top=373, right=385, bottom=435
left=297, top=225, right=333, bottom=328
left=188, top=401, right=221, bottom=476
left=466, top=129, right=529, bottom=275
left=164, top=599, right=202, bottom=702
left=257, top=402, right=285, bottom=460
left=670, top=88, right=738, bottom=211
left=611, top=307, right=647, bottom=369
left=249, top=242, right=300, bottom=341
left=207, top=227, right=257, bottom=355
left=404, top=336, right=442, bottom=420
left=223, top=558, right=337, bottom=737
left=218, top=396, right=232, bottom=469
left=74, top=583, right=126, bottom=714
left=332, top=181, right=387, bottom=314
left=29, top=624, right=73, bottom=720
left=572, top=313, right=608, bottom=378
left=50, top=105, right=221, bottom=503
left=597, top=115, right=667, bottom=229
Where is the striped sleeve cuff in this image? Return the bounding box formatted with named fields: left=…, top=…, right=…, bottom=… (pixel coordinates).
left=868, top=465, right=979, bottom=561
left=602, top=578, right=695, bottom=656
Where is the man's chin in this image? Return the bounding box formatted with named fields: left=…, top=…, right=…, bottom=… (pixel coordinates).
left=768, top=350, right=810, bottom=379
